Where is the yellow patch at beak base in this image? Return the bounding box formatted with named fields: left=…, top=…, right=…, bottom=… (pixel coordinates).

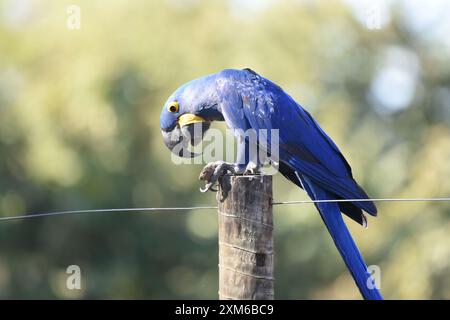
left=178, top=114, right=205, bottom=127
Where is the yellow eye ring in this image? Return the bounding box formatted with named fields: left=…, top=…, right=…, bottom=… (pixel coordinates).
left=167, top=101, right=179, bottom=113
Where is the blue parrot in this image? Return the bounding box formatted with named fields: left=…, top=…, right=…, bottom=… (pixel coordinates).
left=160, top=68, right=382, bottom=300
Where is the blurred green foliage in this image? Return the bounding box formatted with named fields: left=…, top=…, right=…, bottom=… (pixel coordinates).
left=0, top=0, right=449, bottom=299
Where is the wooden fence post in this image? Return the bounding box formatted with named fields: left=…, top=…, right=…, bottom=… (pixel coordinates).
left=217, top=175, right=274, bottom=300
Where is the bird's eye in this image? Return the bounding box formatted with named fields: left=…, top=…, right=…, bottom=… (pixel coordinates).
left=167, top=102, right=179, bottom=113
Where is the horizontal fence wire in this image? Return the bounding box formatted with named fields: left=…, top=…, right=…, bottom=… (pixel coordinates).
left=272, top=197, right=450, bottom=205
left=0, top=206, right=218, bottom=222
left=0, top=197, right=449, bottom=222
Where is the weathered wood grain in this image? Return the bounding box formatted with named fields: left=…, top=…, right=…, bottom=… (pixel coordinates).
left=217, top=175, right=274, bottom=300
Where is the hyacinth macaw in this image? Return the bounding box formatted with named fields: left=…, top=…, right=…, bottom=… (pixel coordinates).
left=160, top=68, right=382, bottom=300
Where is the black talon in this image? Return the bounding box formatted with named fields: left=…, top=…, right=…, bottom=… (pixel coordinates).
left=199, top=161, right=236, bottom=194
left=200, top=182, right=213, bottom=193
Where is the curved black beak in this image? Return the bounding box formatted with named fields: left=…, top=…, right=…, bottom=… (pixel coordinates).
left=161, top=122, right=210, bottom=158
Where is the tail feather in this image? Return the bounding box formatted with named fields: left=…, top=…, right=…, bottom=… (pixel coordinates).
left=300, top=174, right=383, bottom=300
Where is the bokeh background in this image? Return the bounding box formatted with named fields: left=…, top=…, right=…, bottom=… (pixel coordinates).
left=0, top=0, right=449, bottom=299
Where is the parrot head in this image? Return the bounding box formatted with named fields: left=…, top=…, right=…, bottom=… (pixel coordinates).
left=160, top=74, right=223, bottom=158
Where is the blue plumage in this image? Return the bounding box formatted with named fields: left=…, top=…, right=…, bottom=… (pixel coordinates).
left=160, top=68, right=382, bottom=299
left=300, top=175, right=383, bottom=300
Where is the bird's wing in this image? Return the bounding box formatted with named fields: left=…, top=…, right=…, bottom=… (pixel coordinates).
left=217, top=70, right=376, bottom=216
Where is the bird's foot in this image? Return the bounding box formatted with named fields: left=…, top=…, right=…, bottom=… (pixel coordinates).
left=199, top=161, right=262, bottom=195
left=199, top=161, right=236, bottom=193
left=243, top=162, right=262, bottom=175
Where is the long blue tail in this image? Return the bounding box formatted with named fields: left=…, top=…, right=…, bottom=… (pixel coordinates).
left=300, top=175, right=383, bottom=300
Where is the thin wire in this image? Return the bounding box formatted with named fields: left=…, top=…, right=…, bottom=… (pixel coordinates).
left=0, top=206, right=217, bottom=222
left=272, top=197, right=450, bottom=205
left=0, top=197, right=448, bottom=222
